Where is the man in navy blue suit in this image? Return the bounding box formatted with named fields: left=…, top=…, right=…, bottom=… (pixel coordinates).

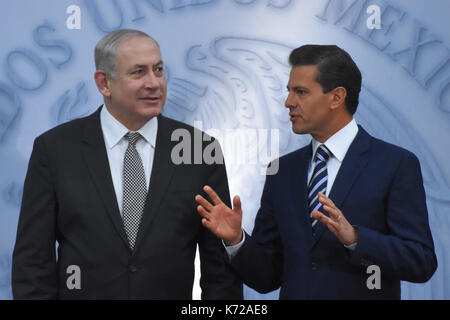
left=195, top=45, right=437, bottom=299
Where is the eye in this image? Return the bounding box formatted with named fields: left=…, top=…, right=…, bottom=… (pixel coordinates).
left=133, top=69, right=143, bottom=75
left=287, top=87, right=306, bottom=95
left=154, top=66, right=164, bottom=75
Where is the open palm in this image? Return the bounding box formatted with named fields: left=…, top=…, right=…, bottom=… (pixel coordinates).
left=195, top=186, right=243, bottom=246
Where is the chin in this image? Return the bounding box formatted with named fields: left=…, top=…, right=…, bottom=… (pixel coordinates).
left=139, top=105, right=163, bottom=118
left=292, top=126, right=306, bottom=135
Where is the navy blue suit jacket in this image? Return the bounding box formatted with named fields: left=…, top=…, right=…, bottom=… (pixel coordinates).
left=231, top=126, right=437, bottom=299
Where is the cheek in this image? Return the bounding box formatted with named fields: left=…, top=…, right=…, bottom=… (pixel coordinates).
left=160, top=86, right=168, bottom=103
left=310, top=97, right=328, bottom=115
left=115, top=81, right=136, bottom=95
left=160, top=79, right=167, bottom=93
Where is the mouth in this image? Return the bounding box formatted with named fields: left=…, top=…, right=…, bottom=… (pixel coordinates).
left=289, top=114, right=301, bottom=122
left=139, top=96, right=161, bottom=103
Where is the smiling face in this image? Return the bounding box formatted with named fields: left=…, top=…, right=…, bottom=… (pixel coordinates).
left=285, top=65, right=337, bottom=142
left=95, top=36, right=167, bottom=131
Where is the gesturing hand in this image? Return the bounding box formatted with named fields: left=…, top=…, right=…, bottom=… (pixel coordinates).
left=195, top=185, right=243, bottom=246
left=311, top=192, right=358, bottom=246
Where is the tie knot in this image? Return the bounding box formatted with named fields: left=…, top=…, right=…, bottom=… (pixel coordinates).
left=315, top=144, right=331, bottom=162
left=125, top=131, right=142, bottom=146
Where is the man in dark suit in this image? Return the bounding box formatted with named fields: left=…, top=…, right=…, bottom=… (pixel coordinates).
left=196, top=45, right=437, bottom=299
left=12, top=29, right=242, bottom=299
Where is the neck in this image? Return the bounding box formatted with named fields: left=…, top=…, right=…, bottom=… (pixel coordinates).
left=104, top=102, right=151, bottom=131
left=313, top=116, right=353, bottom=143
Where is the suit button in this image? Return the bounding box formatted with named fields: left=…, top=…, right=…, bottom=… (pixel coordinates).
left=129, top=265, right=137, bottom=273
left=311, top=262, right=318, bottom=271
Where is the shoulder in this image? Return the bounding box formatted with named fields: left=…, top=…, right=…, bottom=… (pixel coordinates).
left=37, top=111, right=96, bottom=143
left=280, top=144, right=310, bottom=160
left=263, top=144, right=310, bottom=177
left=275, top=144, right=311, bottom=167
left=367, top=132, right=419, bottom=164
left=158, top=114, right=195, bottom=132
left=158, top=114, right=218, bottom=142
left=355, top=127, right=421, bottom=174
left=31, top=108, right=101, bottom=156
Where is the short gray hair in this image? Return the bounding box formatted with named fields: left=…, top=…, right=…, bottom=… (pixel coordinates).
left=94, top=29, right=159, bottom=79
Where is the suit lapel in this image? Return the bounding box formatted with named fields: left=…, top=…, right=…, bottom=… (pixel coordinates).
left=132, top=115, right=176, bottom=254
left=311, top=126, right=372, bottom=248
left=81, top=108, right=131, bottom=250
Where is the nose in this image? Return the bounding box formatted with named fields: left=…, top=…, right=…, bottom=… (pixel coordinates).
left=144, top=71, right=160, bottom=89
left=285, top=91, right=295, bottom=109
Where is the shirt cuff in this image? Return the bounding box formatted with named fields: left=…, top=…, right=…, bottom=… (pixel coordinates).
left=344, top=242, right=358, bottom=251
left=223, top=231, right=245, bottom=260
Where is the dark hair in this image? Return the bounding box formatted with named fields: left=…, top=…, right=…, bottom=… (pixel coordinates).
left=288, top=45, right=362, bottom=115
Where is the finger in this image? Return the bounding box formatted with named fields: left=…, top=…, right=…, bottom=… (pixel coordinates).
left=318, top=193, right=342, bottom=221
left=318, top=192, right=336, bottom=208
left=322, top=204, right=342, bottom=221
left=203, top=185, right=223, bottom=205
left=311, top=210, right=327, bottom=223
left=201, top=218, right=213, bottom=230
left=232, top=195, right=242, bottom=214
left=312, top=210, right=338, bottom=229
left=197, top=205, right=211, bottom=219
left=195, top=194, right=214, bottom=212
left=312, top=211, right=339, bottom=236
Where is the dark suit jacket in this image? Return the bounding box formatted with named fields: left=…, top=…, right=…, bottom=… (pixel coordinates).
left=231, top=126, right=437, bottom=299
left=12, top=107, right=242, bottom=299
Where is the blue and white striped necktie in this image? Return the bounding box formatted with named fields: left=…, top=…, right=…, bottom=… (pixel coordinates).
left=308, top=144, right=332, bottom=228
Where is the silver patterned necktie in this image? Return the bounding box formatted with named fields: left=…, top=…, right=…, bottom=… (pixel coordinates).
left=122, top=131, right=147, bottom=250
left=308, top=144, right=332, bottom=228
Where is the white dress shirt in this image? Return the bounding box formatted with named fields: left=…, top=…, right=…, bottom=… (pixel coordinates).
left=308, top=119, right=358, bottom=198
left=225, top=119, right=359, bottom=258
left=100, top=105, right=158, bottom=216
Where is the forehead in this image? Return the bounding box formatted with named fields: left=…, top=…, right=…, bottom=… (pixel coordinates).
left=288, top=65, right=319, bottom=87
left=116, top=36, right=161, bottom=67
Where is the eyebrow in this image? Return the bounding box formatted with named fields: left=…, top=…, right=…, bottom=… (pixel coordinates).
left=131, top=61, right=164, bottom=69
left=287, top=85, right=307, bottom=91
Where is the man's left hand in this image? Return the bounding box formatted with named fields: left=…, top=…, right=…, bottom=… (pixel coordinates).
left=311, top=192, right=357, bottom=246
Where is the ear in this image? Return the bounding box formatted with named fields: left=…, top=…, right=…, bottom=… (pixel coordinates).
left=94, top=70, right=112, bottom=97
left=330, top=86, right=347, bottom=110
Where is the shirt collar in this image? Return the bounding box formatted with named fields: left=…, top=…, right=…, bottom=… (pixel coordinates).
left=311, top=119, right=358, bottom=162
left=100, top=104, right=158, bottom=149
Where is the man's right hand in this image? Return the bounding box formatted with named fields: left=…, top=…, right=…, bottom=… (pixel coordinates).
left=195, top=185, right=243, bottom=246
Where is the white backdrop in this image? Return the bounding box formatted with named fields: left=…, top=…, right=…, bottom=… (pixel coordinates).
left=0, top=0, right=449, bottom=299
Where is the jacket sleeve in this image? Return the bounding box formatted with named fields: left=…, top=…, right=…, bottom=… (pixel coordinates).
left=230, top=171, right=284, bottom=294
left=197, top=140, right=243, bottom=299
left=348, top=151, right=437, bottom=283
left=12, top=136, right=58, bottom=299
